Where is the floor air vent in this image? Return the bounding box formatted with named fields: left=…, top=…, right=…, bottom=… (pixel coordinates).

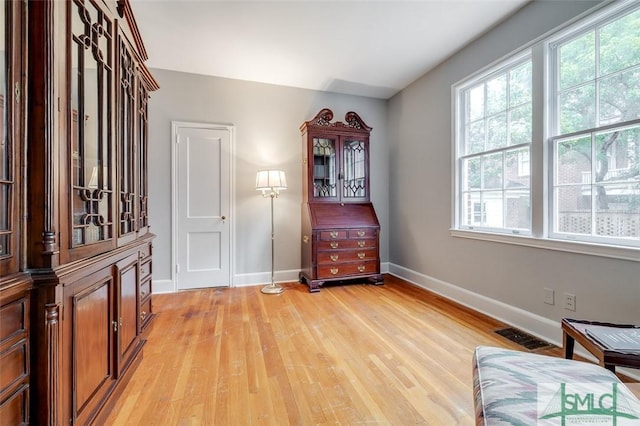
left=495, top=327, right=551, bottom=350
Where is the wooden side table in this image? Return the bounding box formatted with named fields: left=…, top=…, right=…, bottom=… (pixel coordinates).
left=562, top=318, right=640, bottom=373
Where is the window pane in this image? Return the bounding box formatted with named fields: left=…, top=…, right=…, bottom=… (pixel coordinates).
left=556, top=136, right=591, bottom=185
left=483, top=191, right=504, bottom=228
left=510, top=61, right=532, bottom=107
left=599, top=8, right=640, bottom=76
left=461, top=192, right=482, bottom=227
left=466, top=120, right=485, bottom=155
left=467, top=84, right=484, bottom=121
left=509, top=103, right=532, bottom=146
left=505, top=190, right=531, bottom=230
left=595, top=184, right=640, bottom=238
left=505, top=148, right=530, bottom=188
left=555, top=185, right=592, bottom=235
left=487, top=113, right=507, bottom=150
left=559, top=83, right=596, bottom=134
left=463, top=157, right=481, bottom=190
left=559, top=32, right=595, bottom=89
left=483, top=153, right=503, bottom=189
left=599, top=68, right=640, bottom=125
left=486, top=74, right=507, bottom=115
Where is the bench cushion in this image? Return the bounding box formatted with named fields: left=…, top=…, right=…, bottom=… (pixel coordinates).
left=473, top=346, right=640, bottom=425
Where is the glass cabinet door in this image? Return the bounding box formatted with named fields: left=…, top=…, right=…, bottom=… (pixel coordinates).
left=70, top=0, right=114, bottom=247
left=138, top=81, right=150, bottom=232
left=118, top=38, right=136, bottom=239
left=1, top=0, right=10, bottom=261
left=0, top=0, right=21, bottom=273
left=341, top=139, right=367, bottom=200
left=312, top=137, right=337, bottom=198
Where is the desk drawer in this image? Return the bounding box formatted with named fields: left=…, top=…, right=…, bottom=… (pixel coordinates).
left=317, top=248, right=377, bottom=264
left=317, top=261, right=378, bottom=279
left=317, top=239, right=377, bottom=250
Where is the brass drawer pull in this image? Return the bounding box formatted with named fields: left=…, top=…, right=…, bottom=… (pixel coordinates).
left=330, top=241, right=339, bottom=249
left=357, top=230, right=365, bottom=237
left=141, top=311, right=147, bottom=320
left=330, top=267, right=339, bottom=275
left=358, top=252, right=366, bottom=259
left=357, top=240, right=366, bottom=248
left=358, top=265, right=366, bottom=272
left=330, top=231, right=338, bottom=239
left=330, top=254, right=339, bottom=262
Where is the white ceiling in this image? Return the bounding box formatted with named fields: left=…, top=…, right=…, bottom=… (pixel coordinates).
left=130, top=0, right=530, bottom=99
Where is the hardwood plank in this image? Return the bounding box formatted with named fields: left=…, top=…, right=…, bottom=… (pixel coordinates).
left=104, top=275, right=638, bottom=425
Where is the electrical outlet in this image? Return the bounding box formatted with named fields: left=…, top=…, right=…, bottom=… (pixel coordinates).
left=564, top=293, right=576, bottom=311
left=544, top=288, right=555, bottom=305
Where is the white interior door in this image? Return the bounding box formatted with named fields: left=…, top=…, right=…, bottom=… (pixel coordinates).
left=173, top=123, right=232, bottom=290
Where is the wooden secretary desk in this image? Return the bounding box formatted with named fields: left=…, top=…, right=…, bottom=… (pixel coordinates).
left=299, top=109, right=383, bottom=292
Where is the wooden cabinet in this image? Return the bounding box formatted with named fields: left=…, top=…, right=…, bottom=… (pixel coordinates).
left=300, top=109, right=383, bottom=292
left=0, top=279, right=30, bottom=425
left=0, top=0, right=158, bottom=424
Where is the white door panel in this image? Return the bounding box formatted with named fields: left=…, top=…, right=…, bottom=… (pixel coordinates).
left=174, top=124, right=231, bottom=290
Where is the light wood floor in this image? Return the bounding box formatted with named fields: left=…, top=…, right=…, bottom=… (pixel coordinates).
left=104, top=275, right=637, bottom=425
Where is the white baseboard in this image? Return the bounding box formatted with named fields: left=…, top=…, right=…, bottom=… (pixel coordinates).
left=233, top=269, right=301, bottom=287
left=388, top=263, right=640, bottom=381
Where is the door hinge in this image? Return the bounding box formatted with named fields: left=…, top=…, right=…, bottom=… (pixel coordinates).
left=176, top=264, right=180, bottom=274
left=112, top=320, right=118, bottom=333
left=14, top=82, right=20, bottom=103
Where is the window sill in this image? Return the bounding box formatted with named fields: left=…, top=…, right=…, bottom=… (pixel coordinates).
left=450, top=229, right=640, bottom=262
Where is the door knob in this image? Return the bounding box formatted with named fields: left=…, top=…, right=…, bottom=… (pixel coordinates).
left=221, top=215, right=226, bottom=220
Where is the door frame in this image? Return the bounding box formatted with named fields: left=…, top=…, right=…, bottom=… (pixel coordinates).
left=170, top=121, right=236, bottom=291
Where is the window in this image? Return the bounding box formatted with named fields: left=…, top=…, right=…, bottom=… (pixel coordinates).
left=549, top=6, right=640, bottom=245
left=456, top=55, right=532, bottom=233
left=454, top=1, right=640, bottom=251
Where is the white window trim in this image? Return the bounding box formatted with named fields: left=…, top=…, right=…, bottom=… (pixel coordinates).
left=451, top=0, right=640, bottom=262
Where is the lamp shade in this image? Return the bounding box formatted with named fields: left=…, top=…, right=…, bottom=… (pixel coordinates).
left=256, top=170, right=287, bottom=191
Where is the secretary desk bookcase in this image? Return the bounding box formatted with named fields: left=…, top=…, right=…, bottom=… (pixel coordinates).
left=299, top=109, right=383, bottom=292
left=0, top=1, right=158, bottom=424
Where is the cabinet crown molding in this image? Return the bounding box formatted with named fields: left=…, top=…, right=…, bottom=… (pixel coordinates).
left=301, top=108, right=372, bottom=132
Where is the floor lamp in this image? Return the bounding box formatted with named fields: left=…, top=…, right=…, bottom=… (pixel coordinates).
left=256, top=170, right=287, bottom=294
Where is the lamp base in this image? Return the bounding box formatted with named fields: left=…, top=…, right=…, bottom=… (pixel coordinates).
left=261, top=283, right=285, bottom=294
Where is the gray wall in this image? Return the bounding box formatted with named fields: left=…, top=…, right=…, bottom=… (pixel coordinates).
left=388, top=0, right=639, bottom=327
left=147, top=70, right=388, bottom=284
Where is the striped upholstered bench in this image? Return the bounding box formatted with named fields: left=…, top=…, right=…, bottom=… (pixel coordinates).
left=473, top=346, right=640, bottom=425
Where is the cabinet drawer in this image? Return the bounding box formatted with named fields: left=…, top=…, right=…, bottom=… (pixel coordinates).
left=317, top=261, right=378, bottom=279
left=0, top=297, right=27, bottom=345
left=140, top=259, right=152, bottom=282
left=139, top=243, right=152, bottom=260
left=140, top=297, right=152, bottom=326
left=317, top=248, right=377, bottom=264
left=348, top=229, right=375, bottom=239
left=320, top=230, right=347, bottom=240
left=317, top=239, right=377, bottom=250
left=140, top=279, right=152, bottom=301
left=0, top=383, right=29, bottom=425
left=0, top=339, right=28, bottom=393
